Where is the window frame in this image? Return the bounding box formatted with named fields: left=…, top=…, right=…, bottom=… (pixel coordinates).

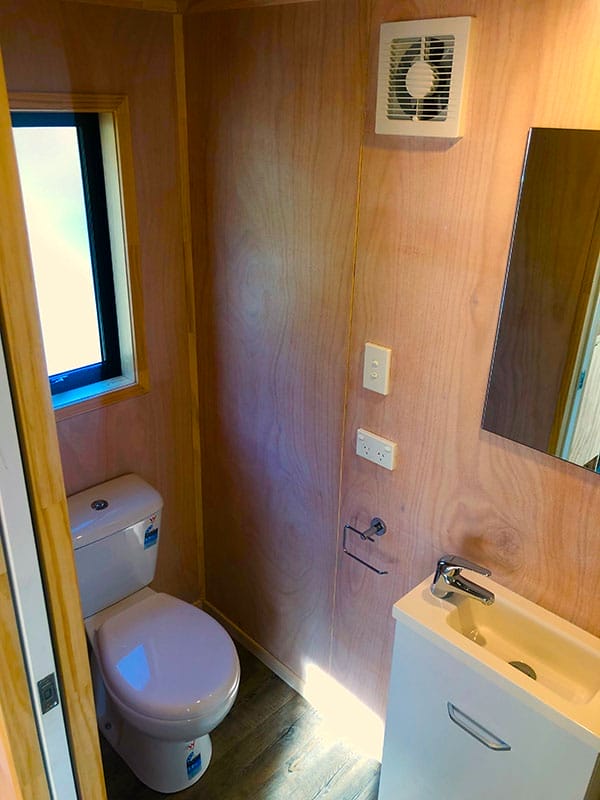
left=9, top=93, right=149, bottom=420
left=11, top=109, right=123, bottom=395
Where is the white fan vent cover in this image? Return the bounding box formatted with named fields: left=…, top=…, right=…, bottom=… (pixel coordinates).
left=375, top=16, right=473, bottom=138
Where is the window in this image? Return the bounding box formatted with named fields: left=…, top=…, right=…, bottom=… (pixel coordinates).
left=10, top=95, right=147, bottom=416
left=12, top=111, right=121, bottom=395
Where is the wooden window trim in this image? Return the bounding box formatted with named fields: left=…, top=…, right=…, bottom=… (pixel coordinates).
left=9, top=92, right=149, bottom=421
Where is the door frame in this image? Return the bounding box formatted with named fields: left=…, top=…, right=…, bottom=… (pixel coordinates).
left=0, top=333, right=78, bottom=799
left=0, top=47, right=106, bottom=800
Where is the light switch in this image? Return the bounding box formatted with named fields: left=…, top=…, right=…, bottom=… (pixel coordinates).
left=363, top=342, right=391, bottom=395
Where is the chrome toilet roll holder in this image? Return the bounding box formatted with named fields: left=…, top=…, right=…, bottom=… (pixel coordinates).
left=342, top=517, right=388, bottom=575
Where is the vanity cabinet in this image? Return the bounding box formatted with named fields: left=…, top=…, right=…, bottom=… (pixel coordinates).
left=379, top=620, right=600, bottom=800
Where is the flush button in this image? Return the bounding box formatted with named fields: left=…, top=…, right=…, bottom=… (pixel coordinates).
left=91, top=499, right=108, bottom=511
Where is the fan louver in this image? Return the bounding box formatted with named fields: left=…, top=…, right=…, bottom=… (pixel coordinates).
left=375, top=17, right=472, bottom=138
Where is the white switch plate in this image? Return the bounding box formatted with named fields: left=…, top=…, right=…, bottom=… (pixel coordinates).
left=356, top=428, right=397, bottom=470
left=363, top=342, right=391, bottom=395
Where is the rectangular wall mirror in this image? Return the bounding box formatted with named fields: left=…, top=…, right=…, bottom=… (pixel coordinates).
left=483, top=128, right=600, bottom=472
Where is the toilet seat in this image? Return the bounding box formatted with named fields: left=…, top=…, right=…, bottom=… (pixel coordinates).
left=95, top=592, right=240, bottom=728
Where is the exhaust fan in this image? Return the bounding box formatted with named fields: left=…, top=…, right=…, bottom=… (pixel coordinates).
left=375, top=16, right=473, bottom=138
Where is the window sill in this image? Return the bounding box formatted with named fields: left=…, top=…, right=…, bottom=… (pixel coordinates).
left=53, top=374, right=149, bottom=422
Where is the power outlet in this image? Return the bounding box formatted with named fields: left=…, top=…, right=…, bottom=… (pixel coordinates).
left=356, top=428, right=397, bottom=470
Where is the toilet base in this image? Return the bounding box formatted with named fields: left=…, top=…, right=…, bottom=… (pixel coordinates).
left=105, top=718, right=212, bottom=794
left=93, top=656, right=212, bottom=793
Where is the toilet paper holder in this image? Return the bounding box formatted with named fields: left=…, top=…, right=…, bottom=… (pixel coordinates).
left=342, top=517, right=388, bottom=575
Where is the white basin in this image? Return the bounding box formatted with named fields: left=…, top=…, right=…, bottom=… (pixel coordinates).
left=446, top=591, right=600, bottom=704
left=393, top=575, right=600, bottom=742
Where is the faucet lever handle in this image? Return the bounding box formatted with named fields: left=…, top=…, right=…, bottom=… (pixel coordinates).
left=436, top=554, right=491, bottom=577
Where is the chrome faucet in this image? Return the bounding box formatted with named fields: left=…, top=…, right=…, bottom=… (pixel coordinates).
left=431, top=554, right=495, bottom=605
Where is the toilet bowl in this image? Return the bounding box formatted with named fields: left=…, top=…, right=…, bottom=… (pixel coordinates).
left=68, top=474, right=240, bottom=794
left=86, top=588, right=240, bottom=792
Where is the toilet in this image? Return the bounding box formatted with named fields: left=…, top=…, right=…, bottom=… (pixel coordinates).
left=68, top=473, right=240, bottom=794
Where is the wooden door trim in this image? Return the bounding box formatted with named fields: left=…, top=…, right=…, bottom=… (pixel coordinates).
left=0, top=53, right=106, bottom=800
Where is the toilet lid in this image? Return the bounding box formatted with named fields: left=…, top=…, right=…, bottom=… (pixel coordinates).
left=96, top=593, right=239, bottom=723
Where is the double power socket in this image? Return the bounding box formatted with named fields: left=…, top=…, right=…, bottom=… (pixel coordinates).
left=356, top=429, right=397, bottom=471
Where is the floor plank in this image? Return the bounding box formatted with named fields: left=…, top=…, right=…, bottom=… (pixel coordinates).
left=101, top=646, right=381, bottom=799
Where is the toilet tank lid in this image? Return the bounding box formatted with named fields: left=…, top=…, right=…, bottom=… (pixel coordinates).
left=68, top=474, right=163, bottom=550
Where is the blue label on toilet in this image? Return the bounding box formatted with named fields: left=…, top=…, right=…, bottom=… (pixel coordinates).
left=144, top=526, right=158, bottom=549
left=186, top=751, right=202, bottom=780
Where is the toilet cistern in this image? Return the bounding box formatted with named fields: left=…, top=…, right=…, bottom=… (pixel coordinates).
left=430, top=554, right=495, bottom=606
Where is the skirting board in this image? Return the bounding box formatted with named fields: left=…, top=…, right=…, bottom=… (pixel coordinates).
left=201, top=600, right=305, bottom=696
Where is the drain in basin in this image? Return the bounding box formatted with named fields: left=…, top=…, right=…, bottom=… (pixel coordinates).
left=509, top=660, right=537, bottom=680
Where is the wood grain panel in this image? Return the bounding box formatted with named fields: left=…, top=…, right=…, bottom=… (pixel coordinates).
left=185, top=0, right=319, bottom=14
left=63, top=0, right=323, bottom=13
left=186, top=0, right=369, bottom=680
left=332, top=0, right=600, bottom=718
left=0, top=699, right=24, bottom=800
left=0, top=539, right=48, bottom=800
left=0, top=1, right=202, bottom=603
left=173, top=13, right=205, bottom=597
left=0, top=45, right=103, bottom=799
left=64, top=0, right=179, bottom=11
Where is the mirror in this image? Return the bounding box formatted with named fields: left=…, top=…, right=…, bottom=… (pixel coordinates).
left=483, top=128, right=600, bottom=471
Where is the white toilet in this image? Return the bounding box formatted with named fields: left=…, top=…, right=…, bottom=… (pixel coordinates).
left=68, top=473, right=240, bottom=794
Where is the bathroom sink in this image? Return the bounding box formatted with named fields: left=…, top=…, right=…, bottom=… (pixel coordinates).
left=393, top=575, right=600, bottom=740
left=445, top=592, right=600, bottom=704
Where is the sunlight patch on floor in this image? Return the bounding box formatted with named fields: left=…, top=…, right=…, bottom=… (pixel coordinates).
left=302, top=662, right=384, bottom=762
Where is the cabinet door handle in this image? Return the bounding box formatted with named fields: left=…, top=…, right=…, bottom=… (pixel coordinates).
left=447, top=702, right=511, bottom=751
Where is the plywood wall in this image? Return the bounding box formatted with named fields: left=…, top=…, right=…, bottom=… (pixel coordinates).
left=331, top=0, right=600, bottom=716
left=187, top=0, right=600, bottom=720
left=0, top=0, right=202, bottom=602
left=185, top=0, right=370, bottom=679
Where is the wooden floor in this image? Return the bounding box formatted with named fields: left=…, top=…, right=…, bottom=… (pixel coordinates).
left=101, top=646, right=381, bottom=799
